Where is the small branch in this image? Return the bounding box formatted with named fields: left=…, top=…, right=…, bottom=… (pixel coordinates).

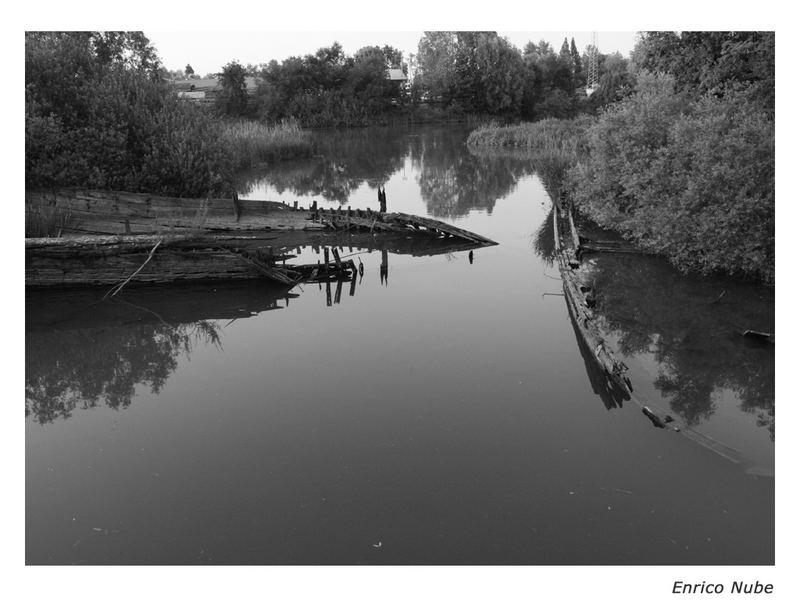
left=103, top=240, right=162, bottom=299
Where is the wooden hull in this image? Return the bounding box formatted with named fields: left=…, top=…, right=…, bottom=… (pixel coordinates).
left=25, top=190, right=496, bottom=288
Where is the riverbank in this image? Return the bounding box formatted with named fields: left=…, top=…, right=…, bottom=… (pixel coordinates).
left=221, top=120, right=313, bottom=169
left=467, top=88, right=774, bottom=285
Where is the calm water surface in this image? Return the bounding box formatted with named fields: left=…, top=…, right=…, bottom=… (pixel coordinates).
left=26, top=126, right=774, bottom=564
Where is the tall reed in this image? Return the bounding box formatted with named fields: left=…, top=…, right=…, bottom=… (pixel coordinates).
left=467, top=117, right=593, bottom=201
left=221, top=119, right=313, bottom=170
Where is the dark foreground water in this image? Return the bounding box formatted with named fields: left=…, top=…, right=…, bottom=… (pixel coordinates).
left=26, top=126, right=774, bottom=565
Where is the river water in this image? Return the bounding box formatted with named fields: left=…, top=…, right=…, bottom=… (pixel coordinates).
left=25, top=125, right=774, bottom=565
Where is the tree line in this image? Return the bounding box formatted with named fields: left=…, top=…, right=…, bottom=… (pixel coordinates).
left=26, top=30, right=629, bottom=197
left=211, top=32, right=634, bottom=125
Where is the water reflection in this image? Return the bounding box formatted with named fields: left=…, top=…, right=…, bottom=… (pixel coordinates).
left=237, top=127, right=535, bottom=218
left=26, top=321, right=221, bottom=425
left=565, top=251, right=774, bottom=440
left=25, top=282, right=299, bottom=424
left=414, top=138, right=533, bottom=218
left=532, top=205, right=557, bottom=267
left=237, top=128, right=408, bottom=204
left=379, top=249, right=389, bottom=286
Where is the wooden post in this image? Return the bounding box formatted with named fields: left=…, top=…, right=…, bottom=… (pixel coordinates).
left=332, top=247, right=343, bottom=269
left=293, top=200, right=298, bottom=210
left=232, top=193, right=240, bottom=222
left=323, top=247, right=330, bottom=273
left=326, top=281, right=332, bottom=307
left=380, top=249, right=388, bottom=285
left=334, top=280, right=343, bottom=304
left=311, top=200, right=317, bottom=212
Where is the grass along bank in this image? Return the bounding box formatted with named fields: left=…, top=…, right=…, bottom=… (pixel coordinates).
left=221, top=120, right=313, bottom=170
left=468, top=118, right=591, bottom=200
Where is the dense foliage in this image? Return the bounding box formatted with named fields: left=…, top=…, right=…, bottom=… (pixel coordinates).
left=248, top=33, right=626, bottom=126
left=569, top=72, right=774, bottom=283
left=414, top=32, right=596, bottom=119
left=255, top=43, right=408, bottom=127
left=25, top=32, right=235, bottom=197
left=630, top=31, right=774, bottom=112
left=468, top=32, right=774, bottom=284
left=216, top=61, right=250, bottom=117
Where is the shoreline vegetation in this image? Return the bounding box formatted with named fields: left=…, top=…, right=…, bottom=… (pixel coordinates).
left=468, top=34, right=774, bottom=285
left=220, top=120, right=313, bottom=169
left=25, top=31, right=774, bottom=285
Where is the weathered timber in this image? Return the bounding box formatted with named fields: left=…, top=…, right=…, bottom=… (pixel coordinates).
left=552, top=199, right=745, bottom=465
left=26, top=190, right=497, bottom=247
left=383, top=212, right=498, bottom=245
left=26, top=190, right=496, bottom=288
left=580, top=240, right=639, bottom=254
left=26, top=229, right=491, bottom=288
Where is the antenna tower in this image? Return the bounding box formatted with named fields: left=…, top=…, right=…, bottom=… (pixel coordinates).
left=586, top=32, right=599, bottom=96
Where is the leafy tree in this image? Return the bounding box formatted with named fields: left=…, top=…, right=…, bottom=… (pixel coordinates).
left=520, top=38, right=576, bottom=118
left=90, top=31, right=160, bottom=80
left=570, top=37, right=583, bottom=85
left=416, top=32, right=527, bottom=116
left=559, top=38, right=571, bottom=65
left=216, top=60, right=249, bottom=117
left=631, top=31, right=774, bottom=111
left=588, top=51, right=635, bottom=107
left=185, top=63, right=194, bottom=77
left=416, top=31, right=458, bottom=102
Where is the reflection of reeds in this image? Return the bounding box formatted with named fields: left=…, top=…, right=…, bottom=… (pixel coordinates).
left=467, top=117, right=592, bottom=203
left=222, top=119, right=313, bottom=169
left=25, top=204, right=71, bottom=238
left=532, top=206, right=556, bottom=266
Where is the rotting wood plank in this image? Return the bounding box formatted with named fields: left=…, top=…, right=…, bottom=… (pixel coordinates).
left=27, top=190, right=497, bottom=246
left=384, top=212, right=497, bottom=245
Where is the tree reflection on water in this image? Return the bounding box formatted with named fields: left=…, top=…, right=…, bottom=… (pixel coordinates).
left=415, top=138, right=533, bottom=218
left=581, top=252, right=774, bottom=438
left=237, top=127, right=408, bottom=204
left=25, top=281, right=297, bottom=425
left=25, top=321, right=221, bottom=425
left=237, top=126, right=535, bottom=218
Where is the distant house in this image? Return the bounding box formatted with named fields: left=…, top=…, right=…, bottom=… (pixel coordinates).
left=172, top=76, right=260, bottom=104
left=386, top=68, right=408, bottom=82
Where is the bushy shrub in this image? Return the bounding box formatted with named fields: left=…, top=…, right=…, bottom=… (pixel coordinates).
left=25, top=32, right=234, bottom=197
left=568, top=73, right=774, bottom=283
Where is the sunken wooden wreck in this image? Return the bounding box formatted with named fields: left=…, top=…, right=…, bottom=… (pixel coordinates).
left=553, top=198, right=749, bottom=464
left=25, top=190, right=497, bottom=288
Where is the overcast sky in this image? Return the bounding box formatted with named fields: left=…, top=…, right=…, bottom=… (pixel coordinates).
left=146, top=31, right=639, bottom=76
